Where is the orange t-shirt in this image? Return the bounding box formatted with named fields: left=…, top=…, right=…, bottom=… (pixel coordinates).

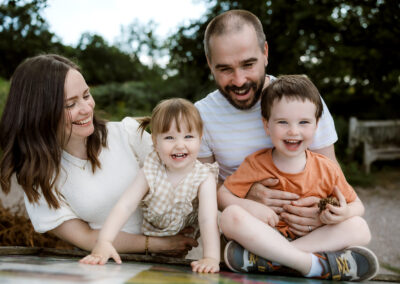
left=224, top=148, right=357, bottom=238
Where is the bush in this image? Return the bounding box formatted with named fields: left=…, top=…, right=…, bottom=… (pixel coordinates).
left=0, top=78, right=10, bottom=118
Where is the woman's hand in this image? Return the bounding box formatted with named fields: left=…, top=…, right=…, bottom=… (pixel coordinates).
left=246, top=178, right=299, bottom=213
left=280, top=196, right=323, bottom=236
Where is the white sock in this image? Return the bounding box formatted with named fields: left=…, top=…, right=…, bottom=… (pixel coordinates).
left=304, top=253, right=323, bottom=278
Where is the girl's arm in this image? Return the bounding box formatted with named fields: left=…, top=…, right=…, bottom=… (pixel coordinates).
left=80, top=169, right=150, bottom=264
left=191, top=173, right=220, bottom=273
left=218, top=185, right=279, bottom=227
left=319, top=186, right=365, bottom=225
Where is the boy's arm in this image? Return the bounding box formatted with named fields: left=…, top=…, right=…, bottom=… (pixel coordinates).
left=319, top=186, right=364, bottom=225
left=218, top=185, right=278, bottom=227
left=192, top=173, right=220, bottom=273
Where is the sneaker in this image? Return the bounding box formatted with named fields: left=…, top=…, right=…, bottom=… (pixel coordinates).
left=224, top=240, right=282, bottom=273
left=315, top=246, right=379, bottom=281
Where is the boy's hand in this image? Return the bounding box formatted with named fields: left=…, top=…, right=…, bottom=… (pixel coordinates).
left=79, top=240, right=121, bottom=265
left=191, top=257, right=219, bottom=273
left=319, top=186, right=349, bottom=224
left=249, top=201, right=279, bottom=227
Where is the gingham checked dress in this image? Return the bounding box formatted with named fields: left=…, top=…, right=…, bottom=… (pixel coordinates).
left=141, top=151, right=218, bottom=238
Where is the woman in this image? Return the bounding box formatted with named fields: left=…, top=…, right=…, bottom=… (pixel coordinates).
left=0, top=54, right=197, bottom=255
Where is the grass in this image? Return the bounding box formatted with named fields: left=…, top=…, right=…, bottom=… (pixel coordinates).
left=381, top=262, right=400, bottom=274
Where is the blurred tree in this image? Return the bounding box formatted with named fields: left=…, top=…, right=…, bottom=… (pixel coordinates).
left=0, top=0, right=66, bottom=78
left=167, top=0, right=400, bottom=118
left=75, top=33, right=148, bottom=85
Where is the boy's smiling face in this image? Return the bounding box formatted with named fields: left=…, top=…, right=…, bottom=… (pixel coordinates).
left=263, top=96, right=318, bottom=159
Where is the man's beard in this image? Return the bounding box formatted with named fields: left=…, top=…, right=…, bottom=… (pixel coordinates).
left=217, top=75, right=265, bottom=110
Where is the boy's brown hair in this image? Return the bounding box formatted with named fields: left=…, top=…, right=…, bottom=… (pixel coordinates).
left=261, top=75, right=323, bottom=121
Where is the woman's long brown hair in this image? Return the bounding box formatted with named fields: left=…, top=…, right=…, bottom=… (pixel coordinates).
left=0, top=54, right=107, bottom=209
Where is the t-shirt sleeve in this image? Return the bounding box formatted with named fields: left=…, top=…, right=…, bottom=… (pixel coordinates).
left=198, top=129, right=213, bottom=158
left=224, top=156, right=261, bottom=198
left=309, top=96, right=338, bottom=150
left=122, top=117, right=153, bottom=167
left=334, top=167, right=357, bottom=203
left=24, top=192, right=78, bottom=233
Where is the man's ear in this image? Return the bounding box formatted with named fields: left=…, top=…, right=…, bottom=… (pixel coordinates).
left=262, top=117, right=270, bottom=136
left=263, top=41, right=269, bottom=67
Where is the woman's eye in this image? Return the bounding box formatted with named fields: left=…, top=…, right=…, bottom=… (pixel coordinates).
left=65, top=103, right=75, bottom=109
left=278, top=121, right=288, bottom=124
left=185, top=135, right=194, bottom=139
left=164, top=136, right=173, bottom=140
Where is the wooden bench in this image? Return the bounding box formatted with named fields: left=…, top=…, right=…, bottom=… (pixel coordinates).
left=348, top=117, right=400, bottom=173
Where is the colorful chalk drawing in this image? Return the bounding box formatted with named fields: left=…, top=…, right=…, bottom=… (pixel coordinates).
left=0, top=255, right=380, bottom=283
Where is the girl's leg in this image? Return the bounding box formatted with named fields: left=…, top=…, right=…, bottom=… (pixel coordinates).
left=291, top=216, right=371, bottom=253
left=220, top=205, right=312, bottom=275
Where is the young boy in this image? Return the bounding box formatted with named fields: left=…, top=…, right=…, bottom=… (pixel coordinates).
left=217, top=75, right=379, bottom=281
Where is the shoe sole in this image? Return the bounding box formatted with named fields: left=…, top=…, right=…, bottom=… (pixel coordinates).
left=224, top=240, right=240, bottom=273
left=348, top=246, right=379, bottom=281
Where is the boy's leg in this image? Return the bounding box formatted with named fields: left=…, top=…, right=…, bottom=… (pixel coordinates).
left=221, top=206, right=379, bottom=281
left=220, top=205, right=312, bottom=275
left=291, top=216, right=371, bottom=253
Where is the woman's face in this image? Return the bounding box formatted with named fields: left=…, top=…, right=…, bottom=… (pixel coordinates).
left=63, top=69, right=95, bottom=143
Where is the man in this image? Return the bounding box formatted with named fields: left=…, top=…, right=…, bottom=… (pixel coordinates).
left=195, top=9, right=338, bottom=235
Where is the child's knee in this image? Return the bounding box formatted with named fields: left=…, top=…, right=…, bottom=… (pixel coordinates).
left=220, top=205, right=247, bottom=236
left=346, top=216, right=371, bottom=245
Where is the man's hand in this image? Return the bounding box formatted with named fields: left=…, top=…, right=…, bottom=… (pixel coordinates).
left=281, top=196, right=323, bottom=236
left=246, top=178, right=299, bottom=213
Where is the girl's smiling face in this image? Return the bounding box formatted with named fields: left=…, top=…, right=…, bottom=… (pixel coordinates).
left=154, top=119, right=201, bottom=173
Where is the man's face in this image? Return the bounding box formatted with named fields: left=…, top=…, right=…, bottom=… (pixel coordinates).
left=207, top=25, right=268, bottom=110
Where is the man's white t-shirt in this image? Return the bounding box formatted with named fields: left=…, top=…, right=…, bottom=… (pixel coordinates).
left=23, top=117, right=153, bottom=234
left=195, top=76, right=338, bottom=181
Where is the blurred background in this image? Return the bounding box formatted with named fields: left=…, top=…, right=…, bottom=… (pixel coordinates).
left=1, top=0, right=399, bottom=183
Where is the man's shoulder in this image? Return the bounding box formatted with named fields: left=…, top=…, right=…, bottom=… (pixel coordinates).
left=195, top=89, right=225, bottom=110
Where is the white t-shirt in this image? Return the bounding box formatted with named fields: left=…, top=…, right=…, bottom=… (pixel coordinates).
left=22, top=117, right=153, bottom=234
left=195, top=76, right=338, bottom=181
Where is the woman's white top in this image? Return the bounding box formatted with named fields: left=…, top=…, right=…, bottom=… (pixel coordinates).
left=22, top=117, right=152, bottom=234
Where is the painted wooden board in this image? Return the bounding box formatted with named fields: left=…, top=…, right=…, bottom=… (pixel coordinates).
left=0, top=247, right=397, bottom=283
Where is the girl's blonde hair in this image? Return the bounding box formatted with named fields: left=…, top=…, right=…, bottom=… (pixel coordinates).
left=138, top=98, right=203, bottom=143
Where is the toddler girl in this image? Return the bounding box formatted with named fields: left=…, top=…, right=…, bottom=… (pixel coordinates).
left=80, top=98, right=220, bottom=273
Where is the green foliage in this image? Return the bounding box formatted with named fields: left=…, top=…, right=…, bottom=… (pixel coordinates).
left=0, top=78, right=10, bottom=118
left=0, top=0, right=67, bottom=79
left=167, top=0, right=400, bottom=119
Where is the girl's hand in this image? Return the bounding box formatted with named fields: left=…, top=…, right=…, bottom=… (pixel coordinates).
left=79, top=240, right=121, bottom=265
left=191, top=257, right=220, bottom=273
left=319, top=186, right=349, bottom=225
